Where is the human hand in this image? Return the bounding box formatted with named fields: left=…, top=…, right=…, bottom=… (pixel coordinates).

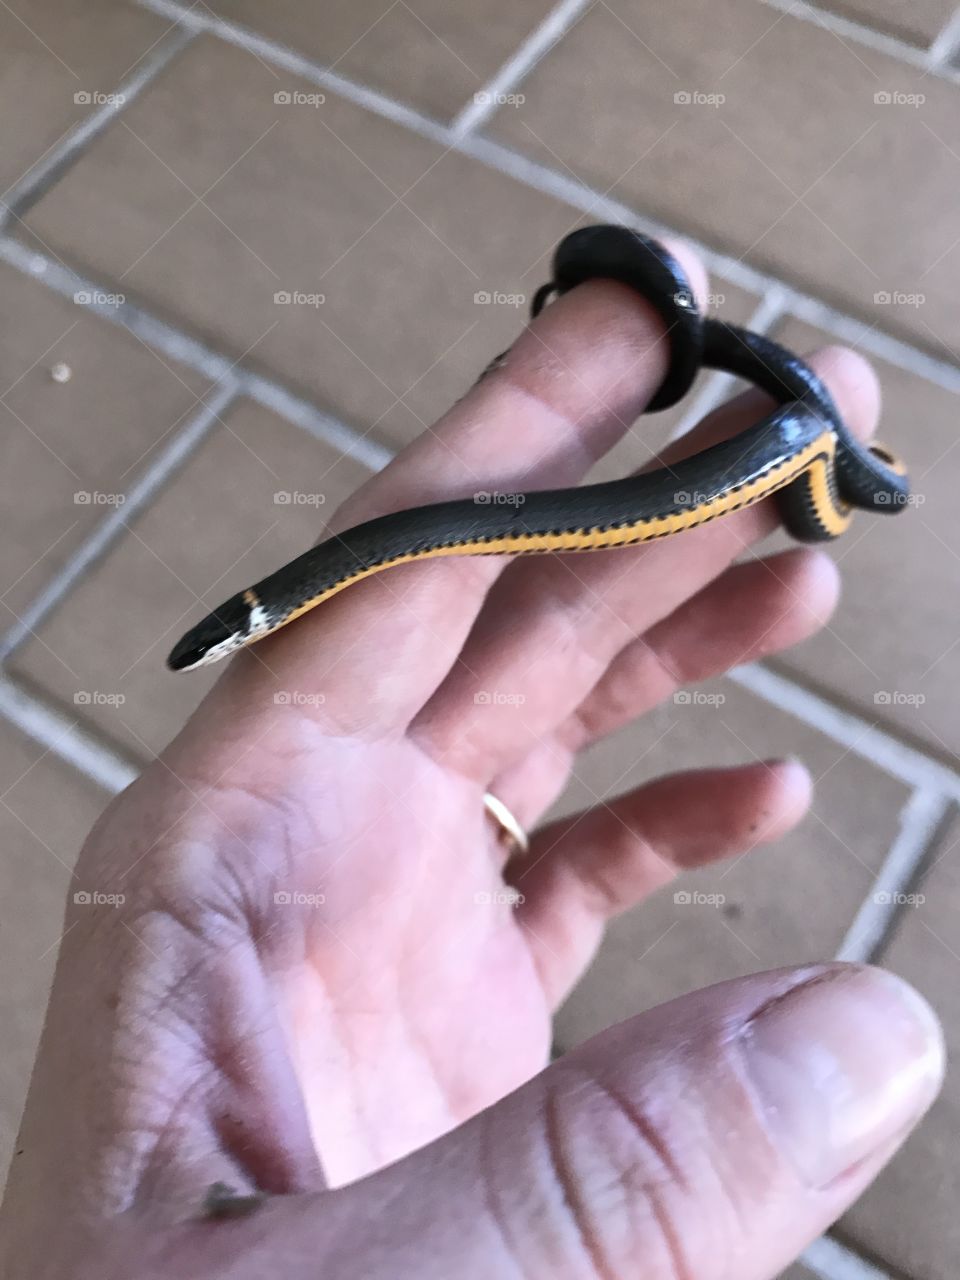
left=1, top=242, right=943, bottom=1279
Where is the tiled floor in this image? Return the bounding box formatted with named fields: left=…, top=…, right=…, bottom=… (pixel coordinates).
left=1, top=3, right=958, bottom=1277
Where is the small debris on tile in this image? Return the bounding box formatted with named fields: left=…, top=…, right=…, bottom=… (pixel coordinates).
left=49, top=362, right=72, bottom=384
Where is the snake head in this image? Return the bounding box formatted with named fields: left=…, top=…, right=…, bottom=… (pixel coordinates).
left=166, top=595, right=252, bottom=671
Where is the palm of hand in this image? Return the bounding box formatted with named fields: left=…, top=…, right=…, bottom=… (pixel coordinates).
left=67, top=267, right=872, bottom=1214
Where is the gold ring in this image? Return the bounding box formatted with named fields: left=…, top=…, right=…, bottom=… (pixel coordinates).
left=483, top=791, right=529, bottom=856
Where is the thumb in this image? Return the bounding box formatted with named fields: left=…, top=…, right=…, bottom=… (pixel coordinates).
left=170, top=964, right=943, bottom=1280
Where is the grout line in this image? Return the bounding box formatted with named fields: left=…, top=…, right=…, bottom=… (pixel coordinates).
left=135, top=0, right=455, bottom=142
left=134, top=0, right=960, bottom=396
left=1, top=21, right=950, bottom=1279
left=461, top=132, right=960, bottom=394
left=732, top=664, right=960, bottom=800
left=927, top=6, right=960, bottom=67
left=802, top=1234, right=895, bottom=1280
left=0, top=675, right=138, bottom=795
left=667, top=287, right=789, bottom=440
left=0, top=236, right=392, bottom=471
left=739, top=286, right=791, bottom=341
left=1, top=27, right=195, bottom=226
left=835, top=787, right=951, bottom=963
left=240, top=368, right=389, bottom=468
left=761, top=0, right=960, bottom=82
left=779, top=291, right=960, bottom=392
left=6, top=0, right=958, bottom=812
left=0, top=382, right=239, bottom=663
left=449, top=0, right=593, bottom=136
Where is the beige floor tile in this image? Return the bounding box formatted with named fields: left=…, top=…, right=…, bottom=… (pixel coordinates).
left=0, top=0, right=170, bottom=198
left=0, top=723, right=108, bottom=1182
left=818, top=0, right=956, bottom=47
left=549, top=679, right=909, bottom=1049
left=23, top=36, right=584, bottom=452
left=11, top=398, right=373, bottom=759
left=768, top=316, right=959, bottom=760
left=840, top=811, right=960, bottom=1280
left=490, top=0, right=960, bottom=360
left=0, top=261, right=209, bottom=620
left=205, top=0, right=558, bottom=121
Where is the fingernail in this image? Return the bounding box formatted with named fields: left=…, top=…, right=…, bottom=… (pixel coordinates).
left=741, top=966, right=944, bottom=1188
